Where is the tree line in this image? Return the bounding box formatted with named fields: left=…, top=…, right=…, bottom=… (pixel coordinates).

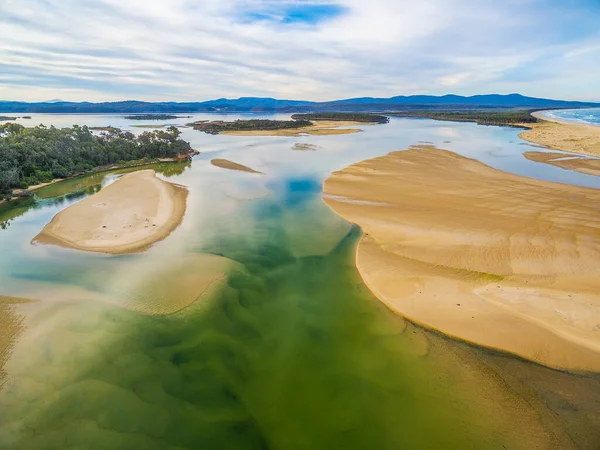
left=0, top=123, right=195, bottom=198
left=189, top=119, right=313, bottom=134
left=387, top=110, right=539, bottom=125
left=291, top=113, right=390, bottom=123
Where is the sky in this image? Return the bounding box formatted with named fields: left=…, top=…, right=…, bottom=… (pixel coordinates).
left=1, top=0, right=599, bottom=102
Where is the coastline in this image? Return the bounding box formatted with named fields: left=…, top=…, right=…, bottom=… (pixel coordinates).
left=323, top=146, right=600, bottom=371
left=518, top=111, right=600, bottom=157
left=33, top=169, right=187, bottom=254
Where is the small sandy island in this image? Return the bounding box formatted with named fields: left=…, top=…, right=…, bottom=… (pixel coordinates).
left=324, top=146, right=600, bottom=371
left=519, top=112, right=600, bottom=157
left=221, top=120, right=365, bottom=136
left=211, top=159, right=263, bottom=174
left=33, top=169, right=187, bottom=254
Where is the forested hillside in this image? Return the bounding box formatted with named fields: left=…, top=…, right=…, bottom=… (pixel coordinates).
left=0, top=123, right=195, bottom=198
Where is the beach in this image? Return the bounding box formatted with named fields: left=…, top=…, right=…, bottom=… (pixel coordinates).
left=33, top=169, right=187, bottom=254
left=221, top=120, right=367, bottom=136
left=323, top=146, right=600, bottom=371
left=518, top=112, right=600, bottom=157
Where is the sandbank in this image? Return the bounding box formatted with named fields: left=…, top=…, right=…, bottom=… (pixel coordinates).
left=518, top=112, right=600, bottom=157
left=524, top=151, right=600, bottom=177
left=211, top=159, right=263, bottom=174
left=33, top=169, right=187, bottom=254
left=324, top=146, right=600, bottom=371
left=221, top=120, right=365, bottom=136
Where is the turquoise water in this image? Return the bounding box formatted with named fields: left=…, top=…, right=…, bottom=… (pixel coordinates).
left=1, top=115, right=600, bottom=448
left=541, top=108, right=600, bottom=126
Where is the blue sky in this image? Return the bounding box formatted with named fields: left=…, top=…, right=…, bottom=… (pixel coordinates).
left=0, top=0, right=599, bottom=102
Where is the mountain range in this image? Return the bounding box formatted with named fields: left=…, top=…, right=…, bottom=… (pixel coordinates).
left=0, top=94, right=598, bottom=114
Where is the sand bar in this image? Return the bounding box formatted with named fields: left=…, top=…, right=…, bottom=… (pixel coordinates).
left=211, top=159, right=263, bottom=174
left=324, top=146, right=600, bottom=371
left=524, top=151, right=600, bottom=177
left=518, top=112, right=600, bottom=157
left=221, top=120, right=366, bottom=136
left=33, top=169, right=187, bottom=254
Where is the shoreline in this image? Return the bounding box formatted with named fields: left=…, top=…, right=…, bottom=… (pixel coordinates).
left=33, top=169, right=188, bottom=254
left=518, top=111, right=600, bottom=157
left=220, top=120, right=370, bottom=136
left=8, top=154, right=199, bottom=199
left=323, top=146, right=600, bottom=372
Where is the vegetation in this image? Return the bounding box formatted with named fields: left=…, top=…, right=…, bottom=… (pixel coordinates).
left=189, top=119, right=313, bottom=134
left=0, top=123, right=196, bottom=198
left=0, top=116, right=17, bottom=121
left=387, top=110, right=539, bottom=126
left=124, top=114, right=184, bottom=120
left=291, top=112, right=390, bottom=123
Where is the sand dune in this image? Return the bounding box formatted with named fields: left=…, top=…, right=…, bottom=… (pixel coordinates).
left=519, top=112, right=600, bottom=157
left=323, top=146, right=600, bottom=371
left=33, top=169, right=187, bottom=254
left=524, top=151, right=600, bottom=177
left=211, top=159, right=263, bottom=174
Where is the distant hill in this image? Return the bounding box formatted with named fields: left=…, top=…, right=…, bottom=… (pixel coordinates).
left=0, top=94, right=598, bottom=114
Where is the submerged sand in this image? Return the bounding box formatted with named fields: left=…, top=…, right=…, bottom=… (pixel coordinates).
left=324, top=146, right=600, bottom=371
left=519, top=112, right=600, bottom=157
left=221, top=120, right=368, bottom=136
left=0, top=297, right=31, bottom=389
left=524, top=151, right=600, bottom=177
left=211, top=159, right=263, bottom=174
left=33, top=169, right=187, bottom=254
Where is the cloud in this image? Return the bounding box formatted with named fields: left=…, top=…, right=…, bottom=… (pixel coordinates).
left=0, top=0, right=599, bottom=102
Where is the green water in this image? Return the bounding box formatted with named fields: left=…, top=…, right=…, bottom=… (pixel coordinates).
left=0, top=189, right=566, bottom=449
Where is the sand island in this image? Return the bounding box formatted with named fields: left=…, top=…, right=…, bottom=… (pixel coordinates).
left=324, top=146, right=600, bottom=371
left=189, top=113, right=388, bottom=137
left=33, top=169, right=187, bottom=254
left=211, top=159, right=263, bottom=174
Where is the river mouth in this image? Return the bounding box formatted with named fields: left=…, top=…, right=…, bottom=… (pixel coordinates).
left=1, top=115, right=600, bottom=448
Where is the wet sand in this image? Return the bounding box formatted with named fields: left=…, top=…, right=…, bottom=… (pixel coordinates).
left=211, top=159, right=263, bottom=174
left=323, top=146, right=600, bottom=371
left=221, top=120, right=366, bottom=136
left=33, top=170, right=187, bottom=254
left=518, top=112, right=600, bottom=157
left=524, top=151, right=600, bottom=177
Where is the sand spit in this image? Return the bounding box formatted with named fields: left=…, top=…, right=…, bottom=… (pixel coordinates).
left=518, top=112, right=600, bottom=157
left=211, top=159, right=263, bottom=174
left=33, top=169, right=187, bottom=254
left=221, top=120, right=365, bottom=137
left=324, top=146, right=600, bottom=371
left=524, top=151, right=600, bottom=177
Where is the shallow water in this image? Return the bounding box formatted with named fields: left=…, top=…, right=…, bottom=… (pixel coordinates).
left=1, top=114, right=600, bottom=448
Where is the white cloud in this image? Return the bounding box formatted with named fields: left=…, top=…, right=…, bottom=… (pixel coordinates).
left=0, top=0, right=599, bottom=102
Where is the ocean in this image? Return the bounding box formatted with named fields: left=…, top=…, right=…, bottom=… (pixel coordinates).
left=541, top=107, right=600, bottom=126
